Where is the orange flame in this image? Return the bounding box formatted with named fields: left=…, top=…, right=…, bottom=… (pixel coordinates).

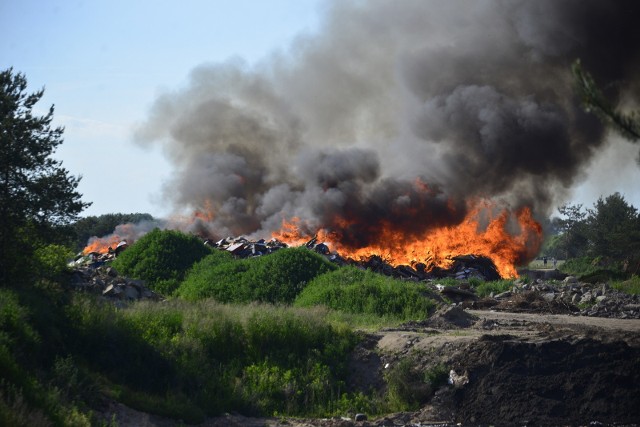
left=193, top=200, right=216, bottom=222
left=272, top=201, right=542, bottom=278
left=83, top=235, right=122, bottom=255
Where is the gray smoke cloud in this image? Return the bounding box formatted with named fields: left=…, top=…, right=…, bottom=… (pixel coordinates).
left=134, top=0, right=640, bottom=246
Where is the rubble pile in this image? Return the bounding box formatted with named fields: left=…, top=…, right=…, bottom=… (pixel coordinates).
left=432, top=255, right=501, bottom=281
left=72, top=241, right=129, bottom=268
left=69, top=266, right=162, bottom=302
left=205, top=236, right=289, bottom=257
left=205, top=235, right=503, bottom=282
left=70, top=235, right=638, bottom=319
left=457, top=275, right=640, bottom=319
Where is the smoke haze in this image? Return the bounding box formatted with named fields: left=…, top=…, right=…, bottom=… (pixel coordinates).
left=134, top=0, right=640, bottom=244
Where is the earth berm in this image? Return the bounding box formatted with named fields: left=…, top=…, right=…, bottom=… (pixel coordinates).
left=102, top=303, right=639, bottom=427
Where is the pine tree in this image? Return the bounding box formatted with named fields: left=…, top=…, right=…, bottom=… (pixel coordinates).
left=572, top=59, right=640, bottom=143
left=0, top=68, right=90, bottom=283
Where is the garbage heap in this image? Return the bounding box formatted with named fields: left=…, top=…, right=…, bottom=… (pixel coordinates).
left=208, top=236, right=502, bottom=281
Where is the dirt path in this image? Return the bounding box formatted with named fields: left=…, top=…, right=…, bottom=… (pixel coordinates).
left=467, top=309, right=640, bottom=332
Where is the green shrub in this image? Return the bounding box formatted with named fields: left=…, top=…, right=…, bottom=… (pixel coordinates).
left=559, top=257, right=600, bottom=276
left=0, top=288, right=95, bottom=426
left=612, top=275, right=640, bottom=295
left=384, top=359, right=431, bottom=412
left=179, top=247, right=336, bottom=304
left=424, top=364, right=449, bottom=389
left=112, top=229, right=212, bottom=295
left=177, top=252, right=250, bottom=302
left=294, top=266, right=435, bottom=321
left=33, top=244, right=74, bottom=281
left=64, top=298, right=361, bottom=419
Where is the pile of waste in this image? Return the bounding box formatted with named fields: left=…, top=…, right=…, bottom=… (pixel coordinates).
left=207, top=235, right=502, bottom=281
left=68, top=265, right=162, bottom=302
left=456, top=275, right=640, bottom=319
left=204, top=236, right=289, bottom=257
left=71, top=240, right=129, bottom=268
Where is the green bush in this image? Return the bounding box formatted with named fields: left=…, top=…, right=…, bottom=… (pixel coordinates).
left=112, top=229, right=212, bottom=295
left=384, top=359, right=431, bottom=412
left=0, top=288, right=98, bottom=426
left=67, top=299, right=359, bottom=419
left=179, top=247, right=336, bottom=304
left=612, top=275, right=640, bottom=295
left=32, top=244, right=74, bottom=285
left=560, top=256, right=628, bottom=283
left=424, top=364, right=449, bottom=389
left=294, top=266, right=435, bottom=321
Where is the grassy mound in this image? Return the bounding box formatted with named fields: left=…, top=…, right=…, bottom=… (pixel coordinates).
left=178, top=247, right=336, bottom=304
left=294, top=266, right=436, bottom=321
left=111, top=229, right=213, bottom=295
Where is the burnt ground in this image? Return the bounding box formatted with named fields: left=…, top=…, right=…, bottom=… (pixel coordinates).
left=102, top=307, right=640, bottom=427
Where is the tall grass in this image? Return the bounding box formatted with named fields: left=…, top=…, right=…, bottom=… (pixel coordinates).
left=559, top=256, right=631, bottom=284
left=611, top=275, right=640, bottom=295
left=68, top=298, right=360, bottom=420
left=294, top=267, right=436, bottom=322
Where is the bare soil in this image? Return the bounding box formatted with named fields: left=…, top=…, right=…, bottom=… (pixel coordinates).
left=103, top=307, right=640, bottom=427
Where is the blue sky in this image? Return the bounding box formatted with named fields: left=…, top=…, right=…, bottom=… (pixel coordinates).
left=1, top=0, right=322, bottom=217
left=2, top=0, right=640, bottom=219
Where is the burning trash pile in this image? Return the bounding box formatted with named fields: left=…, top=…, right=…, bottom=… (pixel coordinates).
left=207, top=234, right=502, bottom=281
left=78, top=200, right=541, bottom=283
left=72, top=240, right=129, bottom=268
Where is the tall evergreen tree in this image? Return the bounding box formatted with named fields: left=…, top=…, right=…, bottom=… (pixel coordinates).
left=573, top=59, right=640, bottom=143
left=0, top=68, right=90, bottom=282
left=586, top=193, right=640, bottom=262
left=555, top=203, right=589, bottom=259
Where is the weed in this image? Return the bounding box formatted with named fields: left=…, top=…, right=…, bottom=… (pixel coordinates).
left=611, top=275, right=640, bottom=295
left=294, top=266, right=435, bottom=321
left=384, top=359, right=430, bottom=412
left=424, top=364, right=449, bottom=389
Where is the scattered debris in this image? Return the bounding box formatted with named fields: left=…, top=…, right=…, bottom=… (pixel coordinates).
left=461, top=278, right=640, bottom=319
left=206, top=236, right=289, bottom=257
left=69, top=265, right=162, bottom=302
left=448, top=369, right=469, bottom=388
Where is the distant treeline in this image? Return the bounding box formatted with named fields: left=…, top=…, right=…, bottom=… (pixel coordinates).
left=543, top=192, right=640, bottom=276
left=70, top=213, right=154, bottom=252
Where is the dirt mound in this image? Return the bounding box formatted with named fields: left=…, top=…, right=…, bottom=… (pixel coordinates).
left=448, top=333, right=640, bottom=426
left=424, top=305, right=479, bottom=328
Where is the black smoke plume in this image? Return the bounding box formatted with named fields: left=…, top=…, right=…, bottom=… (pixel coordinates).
left=134, top=0, right=640, bottom=245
